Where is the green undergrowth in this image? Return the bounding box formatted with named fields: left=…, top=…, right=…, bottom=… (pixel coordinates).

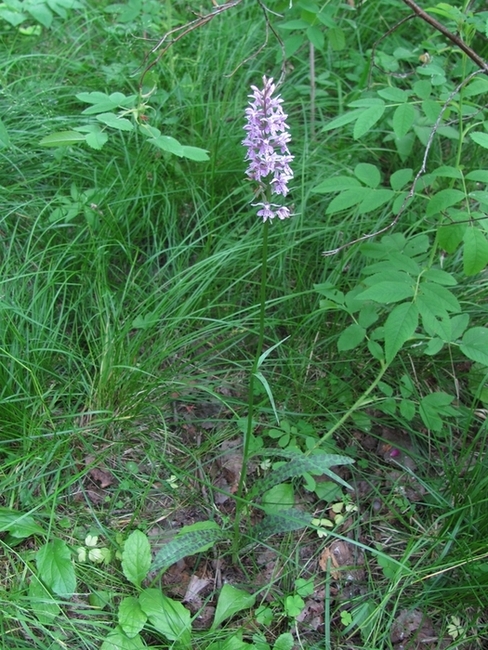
left=1, top=0, right=488, bottom=648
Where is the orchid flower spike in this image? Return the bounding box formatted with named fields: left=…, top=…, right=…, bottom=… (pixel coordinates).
left=243, top=76, right=294, bottom=222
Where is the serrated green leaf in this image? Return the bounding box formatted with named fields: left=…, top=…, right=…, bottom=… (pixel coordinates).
left=438, top=219, right=467, bottom=253
left=384, top=302, right=418, bottom=363
left=121, top=530, right=151, bottom=587
left=150, top=521, right=222, bottom=572
left=119, top=597, right=147, bottom=638
left=354, top=163, right=381, bottom=188
left=101, top=626, right=145, bottom=650
left=357, top=281, right=414, bottom=304
left=419, top=392, right=458, bottom=432
left=426, top=189, right=465, bottom=216
left=460, top=327, right=488, bottom=365
left=417, top=296, right=451, bottom=340
left=418, top=282, right=460, bottom=313
left=40, top=131, right=86, bottom=147
left=312, top=176, right=362, bottom=193
left=95, top=113, right=134, bottom=131
left=353, top=104, right=386, bottom=139
left=36, top=539, right=76, bottom=598
left=337, top=323, right=366, bottom=351
left=274, top=633, right=294, bottom=650
left=327, top=26, right=345, bottom=50
left=470, top=131, right=488, bottom=149
left=422, top=268, right=457, bottom=286
left=211, top=584, right=256, bottom=630
left=393, top=103, right=416, bottom=139
left=139, top=589, right=191, bottom=646
left=463, top=227, right=488, bottom=275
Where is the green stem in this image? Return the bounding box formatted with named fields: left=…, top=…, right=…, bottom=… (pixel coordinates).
left=233, top=219, right=270, bottom=553
left=309, top=360, right=388, bottom=452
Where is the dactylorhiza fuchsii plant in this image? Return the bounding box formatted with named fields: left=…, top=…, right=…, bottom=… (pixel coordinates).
left=234, top=77, right=294, bottom=552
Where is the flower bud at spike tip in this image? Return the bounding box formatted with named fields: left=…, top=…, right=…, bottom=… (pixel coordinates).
left=243, top=76, right=294, bottom=222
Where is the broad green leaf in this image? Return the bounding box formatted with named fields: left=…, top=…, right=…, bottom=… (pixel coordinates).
left=85, top=130, right=109, bottom=150
left=418, top=282, right=460, bottom=313
left=353, top=104, right=386, bottom=139
left=147, top=135, right=184, bottom=156
left=77, top=91, right=135, bottom=114
left=389, top=168, right=413, bottom=190
left=306, top=24, right=324, bottom=49
left=426, top=189, right=465, bottom=216
left=384, top=302, right=418, bottom=363
left=358, top=189, right=395, bottom=214
left=419, top=392, right=458, bottom=432
left=377, top=87, right=409, bottom=102
left=40, top=131, right=86, bottom=147
left=463, top=78, right=488, bottom=97
left=262, top=483, right=295, bottom=513
left=121, top=530, right=151, bottom=587
left=0, top=507, right=44, bottom=538
left=181, top=145, right=209, bottom=161
left=150, top=521, right=223, bottom=573
left=28, top=577, right=61, bottom=625
left=357, top=282, right=414, bottom=304
left=465, top=170, right=488, bottom=182
left=119, top=597, right=147, bottom=638
left=327, top=26, right=345, bottom=50
left=400, top=399, right=416, bottom=420
left=424, top=338, right=444, bottom=355
left=470, top=131, right=488, bottom=149
left=139, top=589, right=191, bottom=646
left=431, top=165, right=463, bottom=179
left=438, top=219, right=466, bottom=253
left=393, top=103, right=416, bottom=139
left=312, top=176, right=362, bottom=193
left=463, top=227, right=488, bottom=275
left=422, top=268, right=457, bottom=286
left=337, top=323, right=366, bottom=351
left=273, top=632, right=294, bottom=650
left=101, top=626, right=145, bottom=650
left=417, top=296, right=451, bottom=341
left=96, top=113, right=134, bottom=131
left=212, top=584, right=256, bottom=630
left=26, top=3, right=52, bottom=27
left=326, top=188, right=368, bottom=214
left=321, top=108, right=364, bottom=132
left=460, top=327, right=488, bottom=365
left=450, top=313, right=470, bottom=340
left=0, top=6, right=27, bottom=26
left=36, top=539, right=76, bottom=598
left=354, top=163, right=381, bottom=188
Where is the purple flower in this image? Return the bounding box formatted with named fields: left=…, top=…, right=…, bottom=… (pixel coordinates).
left=243, top=76, right=294, bottom=221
